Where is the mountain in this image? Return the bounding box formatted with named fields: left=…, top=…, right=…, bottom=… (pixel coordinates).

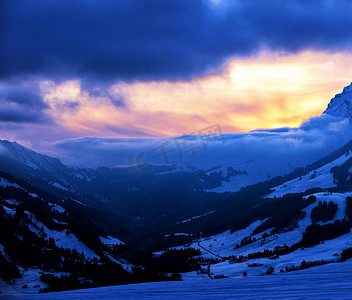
left=3, top=136, right=352, bottom=293
left=0, top=171, right=137, bottom=293
left=0, top=140, right=66, bottom=173
left=324, top=82, right=352, bottom=118
left=0, top=140, right=96, bottom=202
left=2, top=83, right=352, bottom=295
left=172, top=137, right=352, bottom=235
left=152, top=138, right=352, bottom=281
left=0, top=136, right=342, bottom=235
left=0, top=140, right=229, bottom=226
left=2, top=137, right=352, bottom=294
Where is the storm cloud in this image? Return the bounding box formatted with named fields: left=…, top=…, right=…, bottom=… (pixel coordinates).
left=2, top=0, right=352, bottom=82
left=0, top=80, right=50, bottom=123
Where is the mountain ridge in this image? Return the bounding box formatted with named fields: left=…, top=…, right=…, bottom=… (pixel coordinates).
left=324, top=82, right=352, bottom=119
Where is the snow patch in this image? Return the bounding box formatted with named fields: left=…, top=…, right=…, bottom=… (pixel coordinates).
left=2, top=205, right=16, bottom=216
left=3, top=199, right=19, bottom=206
left=25, top=160, right=40, bottom=169
left=99, top=235, right=125, bottom=246
left=48, top=203, right=65, bottom=214
left=0, top=178, right=21, bottom=189
left=50, top=182, right=69, bottom=191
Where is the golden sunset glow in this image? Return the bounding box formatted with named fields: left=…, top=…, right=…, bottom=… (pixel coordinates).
left=42, top=50, right=352, bottom=138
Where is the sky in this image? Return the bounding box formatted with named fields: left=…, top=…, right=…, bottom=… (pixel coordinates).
left=1, top=0, right=352, bottom=155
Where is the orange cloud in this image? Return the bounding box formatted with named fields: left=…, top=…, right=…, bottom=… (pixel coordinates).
left=42, top=50, right=352, bottom=138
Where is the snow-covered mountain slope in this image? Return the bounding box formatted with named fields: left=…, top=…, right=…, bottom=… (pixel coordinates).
left=157, top=188, right=352, bottom=281
left=0, top=140, right=97, bottom=191
left=191, top=192, right=349, bottom=255
left=0, top=140, right=62, bottom=171
left=267, top=150, right=352, bottom=198
left=8, top=261, right=352, bottom=299
left=99, top=235, right=125, bottom=246
left=144, top=135, right=352, bottom=283
left=23, top=210, right=98, bottom=259
left=5, top=191, right=352, bottom=297
left=205, top=171, right=254, bottom=193
left=0, top=140, right=232, bottom=227
left=0, top=175, right=126, bottom=254
left=324, top=82, right=352, bottom=119
left=0, top=173, right=131, bottom=293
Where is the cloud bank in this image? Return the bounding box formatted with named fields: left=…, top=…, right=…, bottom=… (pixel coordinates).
left=51, top=115, right=352, bottom=176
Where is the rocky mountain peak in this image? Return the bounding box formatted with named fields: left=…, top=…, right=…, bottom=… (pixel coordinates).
left=324, top=82, right=352, bottom=119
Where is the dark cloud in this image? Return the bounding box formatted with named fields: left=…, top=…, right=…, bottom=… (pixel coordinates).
left=0, top=100, right=48, bottom=123
left=0, top=80, right=48, bottom=109
left=80, top=80, right=127, bottom=108
left=0, top=80, right=50, bottom=123
left=1, top=0, right=352, bottom=82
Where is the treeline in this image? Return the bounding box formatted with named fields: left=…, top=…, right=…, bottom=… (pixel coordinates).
left=341, top=248, right=352, bottom=262
left=310, top=201, right=338, bottom=223
left=301, top=218, right=350, bottom=247
left=251, top=195, right=316, bottom=235
left=40, top=270, right=180, bottom=293
left=40, top=274, right=95, bottom=292
left=235, top=236, right=257, bottom=249
left=330, top=156, right=352, bottom=186
left=345, top=197, right=352, bottom=220
left=146, top=248, right=201, bottom=274
left=284, top=259, right=332, bottom=272
left=39, top=248, right=201, bottom=293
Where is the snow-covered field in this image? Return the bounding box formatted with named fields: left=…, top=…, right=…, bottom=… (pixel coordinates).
left=3, top=260, right=352, bottom=299
left=267, top=151, right=352, bottom=198
left=0, top=269, right=48, bottom=296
